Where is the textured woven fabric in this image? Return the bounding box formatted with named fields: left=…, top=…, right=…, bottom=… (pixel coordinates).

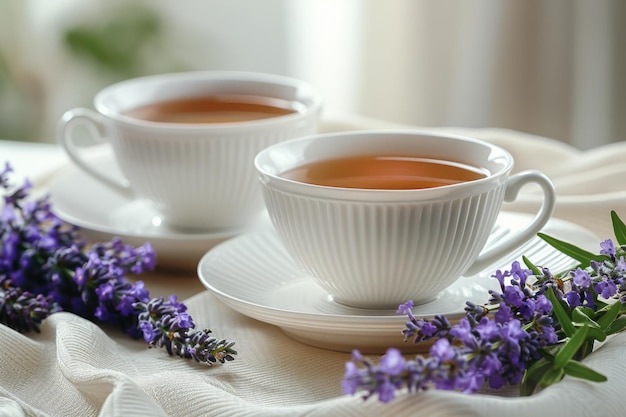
left=1, top=118, right=625, bottom=416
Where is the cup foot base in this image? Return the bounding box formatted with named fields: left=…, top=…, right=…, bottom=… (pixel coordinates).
left=329, top=294, right=440, bottom=311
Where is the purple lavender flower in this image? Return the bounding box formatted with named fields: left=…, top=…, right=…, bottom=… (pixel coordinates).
left=565, top=291, right=583, bottom=307
left=429, top=338, right=455, bottom=362
left=402, top=314, right=451, bottom=344
left=494, top=303, right=513, bottom=324
left=342, top=360, right=362, bottom=396
left=449, top=318, right=472, bottom=342
left=0, top=286, right=60, bottom=333
left=134, top=297, right=236, bottom=365
left=595, top=275, right=617, bottom=298
left=345, top=304, right=547, bottom=399
left=396, top=300, right=414, bottom=316
left=139, top=319, right=160, bottom=343
left=342, top=348, right=412, bottom=403
left=345, top=260, right=560, bottom=401
left=492, top=269, right=509, bottom=290
left=379, top=347, right=406, bottom=376
left=502, top=285, right=526, bottom=308
left=572, top=268, right=591, bottom=289
left=600, top=238, right=616, bottom=258
left=510, top=261, right=532, bottom=287
left=617, top=257, right=626, bottom=272
left=0, top=164, right=236, bottom=365
left=346, top=218, right=626, bottom=403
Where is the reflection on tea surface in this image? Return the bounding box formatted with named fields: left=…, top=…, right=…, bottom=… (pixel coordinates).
left=124, top=95, right=299, bottom=123
left=281, top=155, right=488, bottom=189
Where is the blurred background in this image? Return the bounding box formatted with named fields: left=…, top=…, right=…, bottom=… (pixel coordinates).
left=0, top=0, right=623, bottom=149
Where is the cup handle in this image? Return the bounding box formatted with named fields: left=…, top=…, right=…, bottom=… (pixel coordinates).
left=464, top=170, right=556, bottom=276
left=57, top=108, right=132, bottom=196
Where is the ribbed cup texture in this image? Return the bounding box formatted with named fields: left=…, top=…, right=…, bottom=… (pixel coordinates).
left=109, top=120, right=317, bottom=230
left=262, top=185, right=505, bottom=309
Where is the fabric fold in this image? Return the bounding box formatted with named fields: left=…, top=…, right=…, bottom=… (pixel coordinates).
left=2, top=119, right=626, bottom=416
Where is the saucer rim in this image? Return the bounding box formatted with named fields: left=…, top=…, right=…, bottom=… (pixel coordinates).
left=197, top=212, right=598, bottom=332
left=196, top=212, right=598, bottom=352
left=48, top=159, right=248, bottom=242
left=199, top=257, right=487, bottom=326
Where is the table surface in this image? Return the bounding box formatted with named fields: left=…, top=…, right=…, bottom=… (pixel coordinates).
left=2, top=119, right=626, bottom=417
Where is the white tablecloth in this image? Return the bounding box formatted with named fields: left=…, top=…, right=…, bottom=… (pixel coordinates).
left=1, top=117, right=626, bottom=417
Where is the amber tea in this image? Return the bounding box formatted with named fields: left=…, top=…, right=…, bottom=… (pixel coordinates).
left=123, top=94, right=298, bottom=124
left=281, top=155, right=488, bottom=189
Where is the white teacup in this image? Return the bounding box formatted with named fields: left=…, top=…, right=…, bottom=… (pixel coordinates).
left=255, top=130, right=556, bottom=309
left=57, top=71, right=322, bottom=231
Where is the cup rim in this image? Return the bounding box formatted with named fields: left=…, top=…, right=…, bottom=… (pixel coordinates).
left=254, top=129, right=514, bottom=202
left=93, top=70, right=323, bottom=132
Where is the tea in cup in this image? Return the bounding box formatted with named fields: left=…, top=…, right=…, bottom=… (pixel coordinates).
left=255, top=130, right=556, bottom=309
left=57, top=71, right=322, bottom=231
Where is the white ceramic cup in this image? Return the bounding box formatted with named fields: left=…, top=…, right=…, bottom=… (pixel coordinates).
left=255, top=130, right=556, bottom=309
left=57, top=71, right=322, bottom=231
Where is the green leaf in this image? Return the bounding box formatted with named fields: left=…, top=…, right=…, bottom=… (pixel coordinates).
left=521, top=358, right=552, bottom=396
left=596, top=300, right=622, bottom=331
left=577, top=339, right=596, bottom=360
left=563, top=360, right=607, bottom=382
left=522, top=255, right=542, bottom=276
left=606, top=317, right=626, bottom=335
left=539, top=366, right=565, bottom=387
left=554, top=325, right=590, bottom=369
left=546, top=287, right=575, bottom=337
left=572, top=308, right=601, bottom=329
left=571, top=309, right=606, bottom=342
left=537, top=233, right=606, bottom=268
left=611, top=211, right=626, bottom=246
left=539, top=344, right=561, bottom=359
left=576, top=307, right=599, bottom=321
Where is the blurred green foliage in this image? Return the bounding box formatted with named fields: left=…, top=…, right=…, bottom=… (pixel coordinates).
left=0, top=53, right=40, bottom=141
left=63, top=5, right=165, bottom=78
left=0, top=3, right=186, bottom=141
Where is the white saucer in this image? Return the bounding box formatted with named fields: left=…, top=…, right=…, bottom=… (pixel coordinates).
left=48, top=155, right=257, bottom=270
left=198, top=212, right=599, bottom=353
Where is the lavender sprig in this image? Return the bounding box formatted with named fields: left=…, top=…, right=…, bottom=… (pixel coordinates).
left=135, top=296, right=236, bottom=364
left=0, top=285, right=60, bottom=333
left=344, top=211, right=626, bottom=402
left=0, top=162, right=236, bottom=365
left=344, top=274, right=557, bottom=402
